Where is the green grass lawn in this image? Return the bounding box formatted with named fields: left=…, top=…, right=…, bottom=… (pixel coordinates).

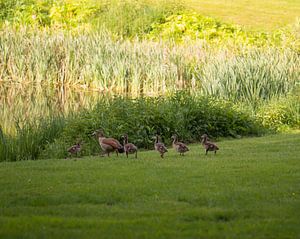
left=184, top=0, right=300, bottom=30
left=0, top=133, right=299, bottom=238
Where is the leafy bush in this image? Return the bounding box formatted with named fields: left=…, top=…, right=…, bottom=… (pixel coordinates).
left=1, top=1, right=299, bottom=51
left=257, top=91, right=300, bottom=131
left=0, top=0, right=20, bottom=21
left=42, top=93, right=263, bottom=159
left=148, top=12, right=242, bottom=42
left=0, top=0, right=103, bottom=29
left=0, top=0, right=183, bottom=35
left=93, top=0, right=183, bottom=38
left=148, top=12, right=299, bottom=49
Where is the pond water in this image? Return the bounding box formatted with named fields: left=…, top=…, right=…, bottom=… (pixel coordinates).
left=0, top=84, right=104, bottom=135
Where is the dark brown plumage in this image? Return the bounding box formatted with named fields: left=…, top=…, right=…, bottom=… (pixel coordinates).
left=171, top=134, right=189, bottom=156
left=92, top=129, right=124, bottom=157
left=154, top=135, right=168, bottom=158
left=122, top=134, right=138, bottom=158
left=67, top=142, right=82, bottom=158
left=201, top=134, right=219, bottom=155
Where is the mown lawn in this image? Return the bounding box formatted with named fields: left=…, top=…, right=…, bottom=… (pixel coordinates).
left=0, top=133, right=299, bottom=238
left=185, top=0, right=300, bottom=30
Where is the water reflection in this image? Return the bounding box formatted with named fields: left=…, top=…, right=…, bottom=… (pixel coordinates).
left=0, top=84, right=104, bottom=135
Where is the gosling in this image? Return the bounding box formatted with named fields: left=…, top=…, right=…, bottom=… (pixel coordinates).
left=201, top=134, right=219, bottom=155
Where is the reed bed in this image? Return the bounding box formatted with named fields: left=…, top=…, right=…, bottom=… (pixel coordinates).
left=1, top=28, right=298, bottom=100
left=0, top=28, right=202, bottom=97
left=0, top=116, right=65, bottom=162
left=199, top=48, right=300, bottom=109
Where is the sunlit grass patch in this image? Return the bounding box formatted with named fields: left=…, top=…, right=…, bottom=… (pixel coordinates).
left=0, top=133, right=299, bottom=238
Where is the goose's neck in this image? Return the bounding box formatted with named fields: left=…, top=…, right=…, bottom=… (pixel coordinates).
left=98, top=136, right=106, bottom=142
left=172, top=137, right=178, bottom=145
left=155, top=136, right=159, bottom=144
left=123, top=137, right=128, bottom=145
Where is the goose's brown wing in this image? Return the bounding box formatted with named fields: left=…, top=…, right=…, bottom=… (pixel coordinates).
left=125, top=143, right=137, bottom=152
left=156, top=143, right=168, bottom=153
left=177, top=142, right=189, bottom=151
left=126, top=143, right=137, bottom=149
left=67, top=145, right=78, bottom=152
left=207, top=141, right=219, bottom=150
left=102, top=138, right=122, bottom=149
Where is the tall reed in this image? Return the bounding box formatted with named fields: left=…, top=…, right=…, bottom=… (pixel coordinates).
left=1, top=27, right=298, bottom=100
left=0, top=116, right=65, bottom=162
left=199, top=48, right=300, bottom=109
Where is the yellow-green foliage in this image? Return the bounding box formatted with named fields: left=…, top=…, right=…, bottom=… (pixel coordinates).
left=49, top=0, right=99, bottom=28
left=148, top=12, right=300, bottom=49
left=1, top=0, right=101, bottom=29
left=1, top=1, right=299, bottom=49
left=148, top=12, right=244, bottom=42
left=0, top=0, right=183, bottom=34
left=257, top=91, right=300, bottom=131
left=184, top=0, right=300, bottom=31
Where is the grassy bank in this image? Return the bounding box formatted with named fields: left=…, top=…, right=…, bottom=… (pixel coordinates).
left=1, top=0, right=299, bottom=31
left=0, top=133, right=299, bottom=238
left=186, top=0, right=300, bottom=31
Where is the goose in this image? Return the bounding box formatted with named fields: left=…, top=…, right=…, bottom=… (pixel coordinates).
left=67, top=142, right=82, bottom=158
left=171, top=134, right=189, bottom=156
left=201, top=134, right=219, bottom=155
left=92, top=129, right=124, bottom=157
left=122, top=134, right=138, bottom=158
left=154, top=134, right=168, bottom=158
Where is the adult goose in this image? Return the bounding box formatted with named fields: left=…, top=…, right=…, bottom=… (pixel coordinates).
left=92, top=129, right=124, bottom=157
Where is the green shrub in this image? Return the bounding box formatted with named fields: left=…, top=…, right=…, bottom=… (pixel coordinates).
left=148, top=12, right=242, bottom=42
left=93, top=0, right=183, bottom=38
left=0, top=0, right=183, bottom=35
left=42, top=93, right=263, bottom=159
left=257, top=91, right=300, bottom=131
left=0, top=0, right=21, bottom=21
left=1, top=1, right=298, bottom=50
left=148, top=12, right=299, bottom=49
left=0, top=0, right=102, bottom=29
